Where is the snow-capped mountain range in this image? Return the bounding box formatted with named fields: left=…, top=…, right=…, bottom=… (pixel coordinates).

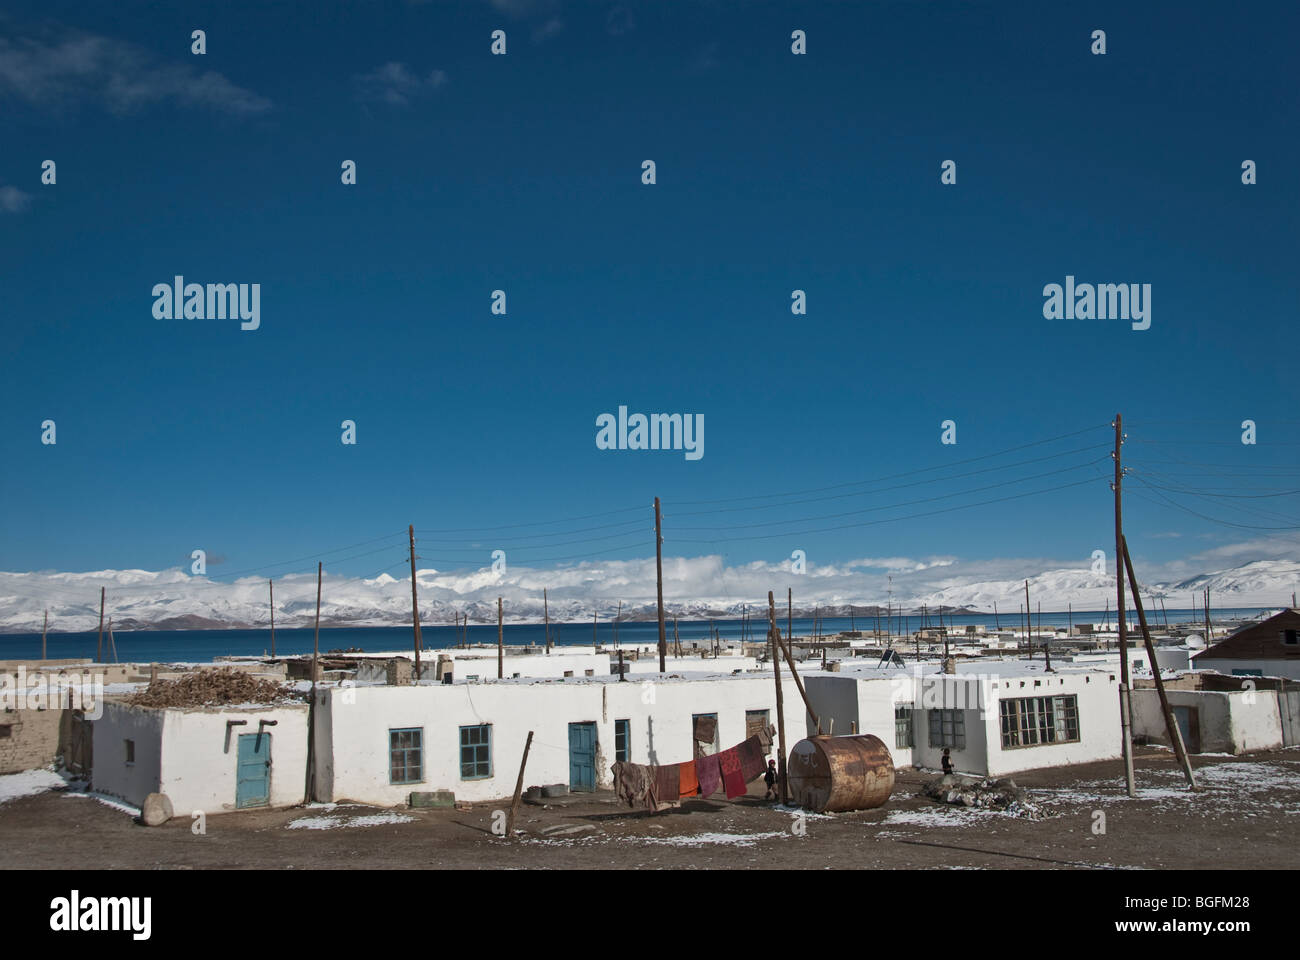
left=1, top=556, right=1294, bottom=632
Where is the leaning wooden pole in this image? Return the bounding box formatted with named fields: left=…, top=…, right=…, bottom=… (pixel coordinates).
left=497, top=596, right=504, bottom=679
left=775, top=619, right=820, bottom=732
left=1113, top=413, right=1136, bottom=797
left=768, top=591, right=789, bottom=805
left=505, top=730, right=534, bottom=839
left=1123, top=536, right=1196, bottom=789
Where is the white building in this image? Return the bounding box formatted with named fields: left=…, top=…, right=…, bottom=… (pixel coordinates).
left=804, top=658, right=1123, bottom=777
left=94, top=700, right=310, bottom=814
left=312, top=672, right=808, bottom=806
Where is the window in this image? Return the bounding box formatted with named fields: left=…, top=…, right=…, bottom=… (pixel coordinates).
left=744, top=709, right=770, bottom=740
left=999, top=695, right=1080, bottom=748
left=692, top=712, right=719, bottom=758
left=615, top=719, right=631, bottom=763
left=459, top=724, right=492, bottom=780
left=928, top=709, right=965, bottom=749
left=389, top=728, right=423, bottom=784
left=895, top=705, right=914, bottom=749
left=124, top=739, right=135, bottom=764
left=1283, top=629, right=1298, bottom=646
left=0, top=724, right=12, bottom=740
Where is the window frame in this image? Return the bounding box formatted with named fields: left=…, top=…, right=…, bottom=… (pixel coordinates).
left=388, top=727, right=424, bottom=785
left=459, top=723, right=493, bottom=781
left=927, top=709, right=965, bottom=749
left=999, top=695, right=1080, bottom=749
left=614, top=718, right=631, bottom=763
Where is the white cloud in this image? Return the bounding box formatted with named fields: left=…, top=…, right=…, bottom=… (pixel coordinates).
left=0, top=185, right=31, bottom=212
left=353, top=62, right=447, bottom=105
left=0, top=28, right=270, bottom=115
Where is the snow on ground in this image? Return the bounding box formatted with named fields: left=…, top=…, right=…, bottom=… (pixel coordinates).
left=0, top=768, right=65, bottom=805
left=286, top=810, right=415, bottom=830
left=625, top=830, right=787, bottom=848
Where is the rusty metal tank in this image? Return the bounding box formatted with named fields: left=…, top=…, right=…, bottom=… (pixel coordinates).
left=787, top=734, right=895, bottom=812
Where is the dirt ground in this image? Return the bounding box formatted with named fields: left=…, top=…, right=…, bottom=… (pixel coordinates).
left=2, top=747, right=1297, bottom=869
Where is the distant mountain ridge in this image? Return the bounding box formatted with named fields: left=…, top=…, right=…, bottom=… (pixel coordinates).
left=1, top=557, right=1294, bottom=633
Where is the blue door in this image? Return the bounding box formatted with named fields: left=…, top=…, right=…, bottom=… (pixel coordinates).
left=568, top=722, right=597, bottom=791
left=236, top=733, right=271, bottom=808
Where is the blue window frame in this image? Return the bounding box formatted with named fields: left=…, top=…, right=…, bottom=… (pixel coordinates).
left=460, top=724, right=493, bottom=780
left=615, top=719, right=630, bottom=763
left=389, top=727, right=423, bottom=784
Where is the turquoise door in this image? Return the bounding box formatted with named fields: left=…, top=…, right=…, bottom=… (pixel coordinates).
left=568, top=722, right=597, bottom=791
left=236, top=733, right=272, bottom=808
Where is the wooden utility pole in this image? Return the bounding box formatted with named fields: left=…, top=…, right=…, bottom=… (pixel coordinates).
left=673, top=615, right=680, bottom=657
left=1041, top=601, right=1053, bottom=672
left=1123, top=536, right=1196, bottom=788
left=1024, top=581, right=1032, bottom=659
left=409, top=526, right=423, bottom=681
left=768, top=591, right=788, bottom=805
left=654, top=496, right=667, bottom=673
left=1113, top=413, right=1136, bottom=797
left=505, top=731, right=534, bottom=838
left=305, top=561, right=322, bottom=803
left=543, top=588, right=551, bottom=654
left=774, top=617, right=819, bottom=731
left=269, top=579, right=276, bottom=658
left=993, top=600, right=1000, bottom=630
left=592, top=610, right=597, bottom=645
left=1068, top=602, right=1073, bottom=634
left=787, top=588, right=792, bottom=644
left=96, top=587, right=105, bottom=663
left=497, top=597, right=504, bottom=679
left=41, top=609, right=47, bottom=660
left=615, top=601, right=622, bottom=648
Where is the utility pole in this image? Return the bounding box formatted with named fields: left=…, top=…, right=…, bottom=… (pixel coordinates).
left=993, top=600, right=1000, bottom=631
left=787, top=587, right=792, bottom=645
left=768, top=591, right=788, bottom=805
left=96, top=587, right=105, bottom=663
left=543, top=588, right=551, bottom=654
left=497, top=597, right=504, bottom=679
left=593, top=610, right=597, bottom=645
left=269, top=579, right=276, bottom=658
left=1113, top=413, right=1136, bottom=797
left=305, top=560, right=322, bottom=803
left=41, top=608, right=48, bottom=660
left=409, top=525, right=422, bottom=681
left=1123, top=536, right=1196, bottom=788
left=654, top=496, right=667, bottom=673
left=1024, top=581, right=1032, bottom=659
left=1041, top=600, right=1052, bottom=672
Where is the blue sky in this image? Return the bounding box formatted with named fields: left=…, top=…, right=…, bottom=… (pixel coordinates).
left=2, top=0, right=1297, bottom=593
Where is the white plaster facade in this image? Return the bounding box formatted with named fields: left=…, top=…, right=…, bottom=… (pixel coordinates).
left=313, top=674, right=804, bottom=805
left=94, top=699, right=310, bottom=815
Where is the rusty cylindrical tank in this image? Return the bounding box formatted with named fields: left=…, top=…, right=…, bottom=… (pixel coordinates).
left=787, top=734, right=895, bottom=813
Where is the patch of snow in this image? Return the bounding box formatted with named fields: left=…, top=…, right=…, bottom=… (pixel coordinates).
left=0, top=767, right=65, bottom=804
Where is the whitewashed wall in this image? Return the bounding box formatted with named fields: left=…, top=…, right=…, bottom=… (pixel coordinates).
left=157, top=705, right=310, bottom=815
left=93, top=701, right=166, bottom=807
left=982, top=672, right=1121, bottom=776
left=314, top=675, right=803, bottom=806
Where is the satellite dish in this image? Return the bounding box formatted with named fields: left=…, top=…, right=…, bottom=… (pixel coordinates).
left=1185, top=633, right=1206, bottom=650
